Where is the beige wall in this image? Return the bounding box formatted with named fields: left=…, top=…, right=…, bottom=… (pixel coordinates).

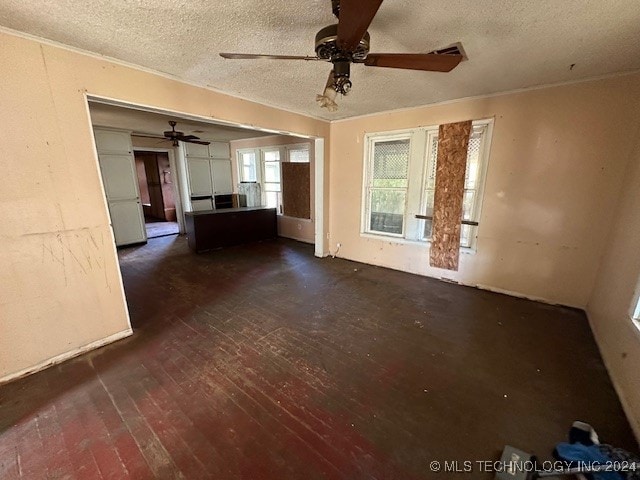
left=587, top=133, right=640, bottom=438
left=230, top=135, right=315, bottom=244
left=0, top=31, right=329, bottom=380
left=329, top=73, right=640, bottom=308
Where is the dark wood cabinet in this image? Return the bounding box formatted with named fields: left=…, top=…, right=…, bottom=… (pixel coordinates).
left=185, top=207, right=277, bottom=253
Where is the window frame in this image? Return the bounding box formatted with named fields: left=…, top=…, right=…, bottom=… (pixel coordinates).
left=360, top=119, right=493, bottom=252
left=237, top=148, right=259, bottom=183
left=418, top=119, right=493, bottom=250
left=260, top=146, right=284, bottom=213
left=361, top=130, right=415, bottom=238
left=236, top=142, right=312, bottom=214
left=285, top=143, right=311, bottom=163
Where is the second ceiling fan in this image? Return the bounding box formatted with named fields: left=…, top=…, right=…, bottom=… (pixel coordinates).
left=220, top=0, right=464, bottom=111
left=163, top=121, right=210, bottom=147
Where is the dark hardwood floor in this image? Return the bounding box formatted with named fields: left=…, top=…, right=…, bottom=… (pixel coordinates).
left=0, top=236, right=635, bottom=479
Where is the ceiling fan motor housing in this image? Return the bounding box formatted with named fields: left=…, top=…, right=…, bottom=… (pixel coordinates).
left=315, top=24, right=370, bottom=61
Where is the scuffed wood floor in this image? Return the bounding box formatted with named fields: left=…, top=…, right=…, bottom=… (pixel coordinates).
left=0, top=236, right=635, bottom=479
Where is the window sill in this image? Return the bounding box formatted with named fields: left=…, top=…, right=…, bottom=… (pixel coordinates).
left=359, top=232, right=476, bottom=255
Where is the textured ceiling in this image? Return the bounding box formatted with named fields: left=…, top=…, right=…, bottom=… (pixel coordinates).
left=2, top=1, right=640, bottom=120
left=88, top=102, right=271, bottom=141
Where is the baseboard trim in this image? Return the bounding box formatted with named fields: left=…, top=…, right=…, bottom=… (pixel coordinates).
left=332, top=252, right=582, bottom=310
left=278, top=233, right=315, bottom=245
left=468, top=283, right=582, bottom=310
left=0, top=328, right=133, bottom=385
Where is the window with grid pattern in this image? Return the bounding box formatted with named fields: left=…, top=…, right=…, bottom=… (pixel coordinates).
left=365, top=138, right=410, bottom=236
left=288, top=146, right=310, bottom=163
left=362, top=121, right=492, bottom=249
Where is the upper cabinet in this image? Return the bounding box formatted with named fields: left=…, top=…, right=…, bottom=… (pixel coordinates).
left=183, top=141, right=233, bottom=198
left=210, top=159, right=233, bottom=194
left=184, top=143, right=209, bottom=158
left=209, top=142, right=230, bottom=158
left=184, top=141, right=230, bottom=159
left=94, top=130, right=132, bottom=155
left=186, top=157, right=214, bottom=196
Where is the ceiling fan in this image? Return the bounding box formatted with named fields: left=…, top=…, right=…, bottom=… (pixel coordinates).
left=220, top=0, right=464, bottom=112
left=163, top=121, right=210, bottom=147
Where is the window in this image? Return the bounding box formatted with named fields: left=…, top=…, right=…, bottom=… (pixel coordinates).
left=287, top=145, right=310, bottom=163
left=261, top=148, right=282, bottom=211
left=364, top=137, right=411, bottom=236
left=236, top=142, right=311, bottom=213
left=238, top=149, right=258, bottom=182
left=421, top=123, right=489, bottom=247
left=362, top=120, right=492, bottom=249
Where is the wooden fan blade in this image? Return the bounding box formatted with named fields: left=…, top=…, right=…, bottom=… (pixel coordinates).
left=363, top=53, right=463, bottom=72
left=178, top=135, right=200, bottom=141
left=337, top=0, right=384, bottom=52
left=183, top=139, right=210, bottom=145
left=220, top=53, right=321, bottom=61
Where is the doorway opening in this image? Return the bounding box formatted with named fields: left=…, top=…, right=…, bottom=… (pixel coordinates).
left=134, top=150, right=180, bottom=239
left=87, top=96, right=326, bottom=256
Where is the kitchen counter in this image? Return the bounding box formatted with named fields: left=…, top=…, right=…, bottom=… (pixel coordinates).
left=184, top=207, right=277, bottom=253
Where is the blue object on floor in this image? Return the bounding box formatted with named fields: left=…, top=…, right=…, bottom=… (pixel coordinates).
left=555, top=442, right=623, bottom=480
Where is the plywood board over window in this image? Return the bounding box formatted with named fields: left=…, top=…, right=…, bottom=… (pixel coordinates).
left=282, top=162, right=311, bottom=219
left=429, top=120, right=472, bottom=270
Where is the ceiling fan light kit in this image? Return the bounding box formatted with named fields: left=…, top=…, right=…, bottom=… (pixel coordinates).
left=220, top=0, right=464, bottom=112
left=316, top=70, right=339, bottom=112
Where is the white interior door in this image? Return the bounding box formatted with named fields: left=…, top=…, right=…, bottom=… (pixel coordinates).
left=94, top=129, right=146, bottom=247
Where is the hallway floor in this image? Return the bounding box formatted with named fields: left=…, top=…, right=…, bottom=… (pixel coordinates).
left=145, top=219, right=179, bottom=239
left=0, top=236, right=635, bottom=479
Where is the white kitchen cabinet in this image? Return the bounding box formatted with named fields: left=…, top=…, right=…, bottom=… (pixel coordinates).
left=94, top=130, right=132, bottom=154
left=191, top=198, right=214, bottom=211
left=209, top=142, right=230, bottom=158
left=94, top=128, right=146, bottom=247
left=186, top=157, right=214, bottom=196
left=107, top=201, right=147, bottom=246
left=184, top=142, right=209, bottom=158
left=211, top=159, right=233, bottom=194
left=183, top=141, right=233, bottom=205
left=184, top=141, right=230, bottom=159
